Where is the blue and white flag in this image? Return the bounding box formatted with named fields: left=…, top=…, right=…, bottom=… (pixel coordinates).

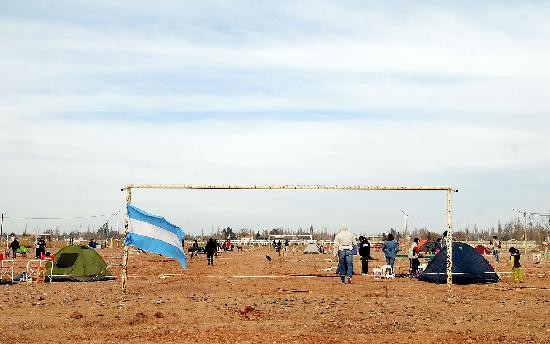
left=125, top=205, right=186, bottom=269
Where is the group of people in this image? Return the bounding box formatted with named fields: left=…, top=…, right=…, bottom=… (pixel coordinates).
left=189, top=238, right=234, bottom=266
left=333, top=226, right=403, bottom=284
left=187, top=228, right=524, bottom=284
left=334, top=227, right=524, bottom=284
left=273, top=239, right=290, bottom=256
left=8, top=236, right=47, bottom=259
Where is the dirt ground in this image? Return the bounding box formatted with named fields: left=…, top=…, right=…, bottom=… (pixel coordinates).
left=1, top=245, right=549, bottom=344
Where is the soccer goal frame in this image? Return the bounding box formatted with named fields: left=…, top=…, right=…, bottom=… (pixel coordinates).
left=120, top=184, right=458, bottom=298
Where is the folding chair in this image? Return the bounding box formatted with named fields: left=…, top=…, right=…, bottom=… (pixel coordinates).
left=37, top=260, right=53, bottom=283
left=27, top=259, right=53, bottom=283
left=380, top=265, right=395, bottom=278
left=533, top=253, right=543, bottom=263
left=0, top=259, right=14, bottom=282
left=372, top=268, right=383, bottom=279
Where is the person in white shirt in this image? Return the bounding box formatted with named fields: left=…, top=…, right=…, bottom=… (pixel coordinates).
left=490, top=235, right=501, bottom=263
left=333, top=225, right=357, bottom=284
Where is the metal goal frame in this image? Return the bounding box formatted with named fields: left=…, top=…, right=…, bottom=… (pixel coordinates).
left=120, top=184, right=458, bottom=298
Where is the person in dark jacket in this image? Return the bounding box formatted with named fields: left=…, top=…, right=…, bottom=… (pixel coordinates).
left=205, top=238, right=217, bottom=266
left=88, top=238, right=98, bottom=249
left=509, top=247, right=523, bottom=283
left=9, top=237, right=20, bottom=259
left=358, top=236, right=371, bottom=275
left=275, top=240, right=282, bottom=256
left=35, top=237, right=46, bottom=258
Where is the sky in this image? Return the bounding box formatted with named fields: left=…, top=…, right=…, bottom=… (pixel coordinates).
left=1, top=1, right=549, bottom=236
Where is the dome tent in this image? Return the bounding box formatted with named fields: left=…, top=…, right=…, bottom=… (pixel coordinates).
left=303, top=243, right=320, bottom=254
left=50, top=245, right=113, bottom=282
left=419, top=242, right=499, bottom=284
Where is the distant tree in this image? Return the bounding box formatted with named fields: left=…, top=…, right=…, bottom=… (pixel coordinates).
left=221, top=227, right=236, bottom=240
left=269, top=228, right=282, bottom=236
left=97, top=222, right=110, bottom=237
left=454, top=231, right=469, bottom=241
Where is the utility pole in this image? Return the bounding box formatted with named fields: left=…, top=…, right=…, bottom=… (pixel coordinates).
left=115, top=209, right=120, bottom=235
left=0, top=212, right=5, bottom=238
left=1, top=212, right=6, bottom=249
left=512, top=208, right=528, bottom=252
left=401, top=210, right=409, bottom=243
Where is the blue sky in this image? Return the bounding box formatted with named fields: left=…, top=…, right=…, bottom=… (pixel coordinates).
left=1, top=1, right=549, bottom=235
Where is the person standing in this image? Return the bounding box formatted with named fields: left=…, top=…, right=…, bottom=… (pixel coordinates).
left=441, top=231, right=448, bottom=251
left=9, top=236, right=20, bottom=259
left=409, top=238, right=422, bottom=277
left=382, top=233, right=399, bottom=271
left=408, top=238, right=420, bottom=275
left=35, top=237, right=46, bottom=259
left=191, top=239, right=200, bottom=258
left=490, top=235, right=501, bottom=263
left=434, top=238, right=442, bottom=254
left=509, top=247, right=523, bottom=283
left=205, top=238, right=217, bottom=266
left=358, top=236, right=371, bottom=275
left=39, top=237, right=47, bottom=257
left=283, top=239, right=289, bottom=256
left=333, top=225, right=356, bottom=284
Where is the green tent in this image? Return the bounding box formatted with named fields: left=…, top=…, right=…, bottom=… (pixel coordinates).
left=50, top=245, right=113, bottom=282
left=16, top=245, right=30, bottom=255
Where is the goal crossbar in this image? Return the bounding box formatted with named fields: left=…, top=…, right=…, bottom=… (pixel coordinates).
left=122, top=184, right=458, bottom=192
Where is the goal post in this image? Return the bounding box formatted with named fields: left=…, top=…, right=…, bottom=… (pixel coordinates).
left=120, top=184, right=458, bottom=298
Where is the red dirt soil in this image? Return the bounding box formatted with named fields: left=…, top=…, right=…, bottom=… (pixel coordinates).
left=1, top=246, right=549, bottom=343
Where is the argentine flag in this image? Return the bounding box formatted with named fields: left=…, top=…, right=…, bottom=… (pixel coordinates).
left=125, top=205, right=187, bottom=268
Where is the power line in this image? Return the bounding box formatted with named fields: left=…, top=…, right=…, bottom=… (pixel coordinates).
left=5, top=213, right=118, bottom=220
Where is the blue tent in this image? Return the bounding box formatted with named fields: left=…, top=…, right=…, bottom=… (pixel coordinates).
left=419, top=242, right=499, bottom=284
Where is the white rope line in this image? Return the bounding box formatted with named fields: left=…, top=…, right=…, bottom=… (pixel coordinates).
left=422, top=272, right=498, bottom=275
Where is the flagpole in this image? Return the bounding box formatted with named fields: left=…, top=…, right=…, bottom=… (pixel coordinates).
left=121, top=187, right=132, bottom=293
